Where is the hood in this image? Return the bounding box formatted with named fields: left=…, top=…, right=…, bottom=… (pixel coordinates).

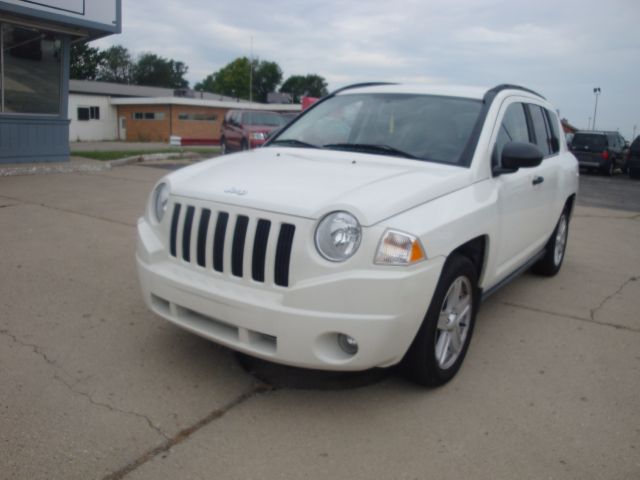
left=168, top=148, right=473, bottom=226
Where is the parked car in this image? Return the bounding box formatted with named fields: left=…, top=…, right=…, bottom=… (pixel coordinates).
left=628, top=135, right=640, bottom=179
left=570, top=130, right=627, bottom=175
left=137, top=83, right=578, bottom=387
left=220, top=110, right=283, bottom=154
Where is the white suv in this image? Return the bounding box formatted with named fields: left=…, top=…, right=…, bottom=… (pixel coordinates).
left=137, top=83, right=578, bottom=386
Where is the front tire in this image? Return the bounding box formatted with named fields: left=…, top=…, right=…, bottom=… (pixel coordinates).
left=531, top=209, right=569, bottom=276
left=403, top=254, right=478, bottom=387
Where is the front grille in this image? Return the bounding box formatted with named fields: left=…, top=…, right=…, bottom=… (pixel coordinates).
left=168, top=202, right=296, bottom=287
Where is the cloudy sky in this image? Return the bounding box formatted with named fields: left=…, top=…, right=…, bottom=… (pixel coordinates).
left=95, top=0, right=640, bottom=138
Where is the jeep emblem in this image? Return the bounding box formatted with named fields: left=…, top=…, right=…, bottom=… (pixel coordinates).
left=224, top=187, right=248, bottom=196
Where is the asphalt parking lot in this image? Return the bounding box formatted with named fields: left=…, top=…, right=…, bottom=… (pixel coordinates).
left=1, top=163, right=639, bottom=480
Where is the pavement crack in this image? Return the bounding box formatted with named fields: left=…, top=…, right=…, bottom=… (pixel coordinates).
left=0, top=328, right=168, bottom=441
left=102, top=382, right=274, bottom=480
left=500, top=301, right=640, bottom=333
left=590, top=276, right=638, bottom=323
left=0, top=195, right=136, bottom=227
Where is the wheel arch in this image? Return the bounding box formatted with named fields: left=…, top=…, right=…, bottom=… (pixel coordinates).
left=448, top=235, right=488, bottom=285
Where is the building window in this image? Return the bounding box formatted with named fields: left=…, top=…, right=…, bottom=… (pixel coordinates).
left=178, top=112, right=217, bottom=121
left=133, top=112, right=165, bottom=120
left=1, top=23, right=62, bottom=115
left=78, top=106, right=100, bottom=121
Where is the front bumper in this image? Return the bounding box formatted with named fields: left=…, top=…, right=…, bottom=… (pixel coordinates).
left=137, top=217, right=444, bottom=371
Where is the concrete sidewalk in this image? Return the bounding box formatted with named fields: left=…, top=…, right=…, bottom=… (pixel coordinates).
left=0, top=165, right=638, bottom=480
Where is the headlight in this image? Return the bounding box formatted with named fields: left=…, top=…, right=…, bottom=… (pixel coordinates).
left=315, top=211, right=362, bottom=262
left=250, top=132, right=266, bottom=140
left=375, top=230, right=426, bottom=266
left=153, top=183, right=170, bottom=222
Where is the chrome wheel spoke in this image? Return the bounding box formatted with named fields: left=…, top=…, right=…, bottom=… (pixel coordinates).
left=435, top=331, right=451, bottom=366
left=450, top=324, right=462, bottom=351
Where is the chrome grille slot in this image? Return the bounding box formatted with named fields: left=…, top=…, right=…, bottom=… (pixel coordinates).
left=168, top=202, right=295, bottom=287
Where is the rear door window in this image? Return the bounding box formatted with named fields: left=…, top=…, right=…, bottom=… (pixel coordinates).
left=544, top=109, right=560, bottom=154
left=528, top=105, right=551, bottom=157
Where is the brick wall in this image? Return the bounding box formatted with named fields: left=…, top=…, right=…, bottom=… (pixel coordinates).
left=171, top=105, right=226, bottom=142
left=117, top=105, right=171, bottom=142
left=117, top=104, right=228, bottom=143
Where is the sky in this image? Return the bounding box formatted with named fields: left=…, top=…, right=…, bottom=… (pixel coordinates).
left=95, top=0, right=640, bottom=139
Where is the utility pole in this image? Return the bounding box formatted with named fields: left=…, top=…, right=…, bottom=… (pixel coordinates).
left=633, top=124, right=637, bottom=140
left=592, top=87, right=601, bottom=131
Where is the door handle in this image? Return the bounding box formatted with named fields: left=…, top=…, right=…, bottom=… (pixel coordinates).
left=532, top=176, right=544, bottom=185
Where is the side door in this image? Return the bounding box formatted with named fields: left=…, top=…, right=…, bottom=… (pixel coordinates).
left=490, top=100, right=557, bottom=281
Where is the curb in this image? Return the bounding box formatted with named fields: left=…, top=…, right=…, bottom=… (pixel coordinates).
left=0, top=151, right=204, bottom=177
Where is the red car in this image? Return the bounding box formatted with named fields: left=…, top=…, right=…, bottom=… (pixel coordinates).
left=220, top=110, right=283, bottom=154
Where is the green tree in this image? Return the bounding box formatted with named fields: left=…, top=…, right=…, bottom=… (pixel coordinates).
left=70, top=42, right=104, bottom=80
left=96, top=45, right=133, bottom=84
left=133, top=53, right=189, bottom=88
left=195, top=57, right=283, bottom=102
left=280, top=74, right=328, bottom=103
left=253, top=60, right=282, bottom=102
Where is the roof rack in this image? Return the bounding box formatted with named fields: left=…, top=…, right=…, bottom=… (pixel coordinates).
left=330, top=82, right=397, bottom=95
left=487, top=84, right=546, bottom=100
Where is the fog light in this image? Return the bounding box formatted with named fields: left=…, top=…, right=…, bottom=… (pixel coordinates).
left=337, top=334, right=358, bottom=355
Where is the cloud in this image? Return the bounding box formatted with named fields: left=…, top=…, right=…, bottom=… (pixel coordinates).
left=93, top=0, right=640, bottom=136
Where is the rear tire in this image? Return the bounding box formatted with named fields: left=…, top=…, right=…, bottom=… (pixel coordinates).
left=403, top=254, right=478, bottom=387
left=220, top=138, right=228, bottom=155
left=531, top=209, right=569, bottom=276
left=602, top=161, right=614, bottom=176
left=241, top=139, right=249, bottom=151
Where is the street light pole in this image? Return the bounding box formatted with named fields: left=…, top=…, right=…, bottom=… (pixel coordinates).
left=592, top=87, right=601, bottom=131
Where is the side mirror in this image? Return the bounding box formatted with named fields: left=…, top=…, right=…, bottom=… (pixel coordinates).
left=493, top=141, right=544, bottom=176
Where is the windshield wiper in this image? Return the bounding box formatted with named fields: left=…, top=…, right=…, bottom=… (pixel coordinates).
left=269, top=139, right=320, bottom=149
left=323, top=143, right=417, bottom=159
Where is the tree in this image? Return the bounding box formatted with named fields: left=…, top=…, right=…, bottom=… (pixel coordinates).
left=96, top=45, right=133, bottom=84
left=133, top=53, right=189, bottom=89
left=253, top=60, right=282, bottom=103
left=280, top=74, right=328, bottom=103
left=195, top=57, right=283, bottom=101
left=70, top=42, right=104, bottom=80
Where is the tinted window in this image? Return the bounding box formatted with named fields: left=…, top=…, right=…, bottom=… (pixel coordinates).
left=2, top=24, right=62, bottom=114
left=529, top=105, right=551, bottom=156
left=494, top=103, right=529, bottom=165
left=572, top=133, right=607, bottom=152
left=242, top=112, right=283, bottom=127
left=544, top=109, right=560, bottom=154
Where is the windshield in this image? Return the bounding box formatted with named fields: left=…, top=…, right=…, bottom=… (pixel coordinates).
left=571, top=133, right=607, bottom=152
left=242, top=112, right=283, bottom=127
left=270, top=93, right=483, bottom=165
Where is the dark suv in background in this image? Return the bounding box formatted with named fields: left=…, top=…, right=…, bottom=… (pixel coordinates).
left=220, top=110, right=283, bottom=154
left=570, top=131, right=627, bottom=176
left=628, top=135, right=640, bottom=179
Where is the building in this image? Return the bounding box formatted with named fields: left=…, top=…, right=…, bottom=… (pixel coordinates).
left=0, top=0, right=122, bottom=164
left=111, top=97, right=299, bottom=145
left=69, top=80, right=175, bottom=142
left=68, top=80, right=300, bottom=145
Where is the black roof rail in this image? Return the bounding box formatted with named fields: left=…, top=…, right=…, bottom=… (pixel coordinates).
left=486, top=84, right=546, bottom=100
left=330, top=82, right=397, bottom=95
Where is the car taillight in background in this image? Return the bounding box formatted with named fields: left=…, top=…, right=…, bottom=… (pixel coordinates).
left=602, top=150, right=610, bottom=160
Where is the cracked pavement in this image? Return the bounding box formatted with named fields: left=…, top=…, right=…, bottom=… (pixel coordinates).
left=1, top=165, right=639, bottom=479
